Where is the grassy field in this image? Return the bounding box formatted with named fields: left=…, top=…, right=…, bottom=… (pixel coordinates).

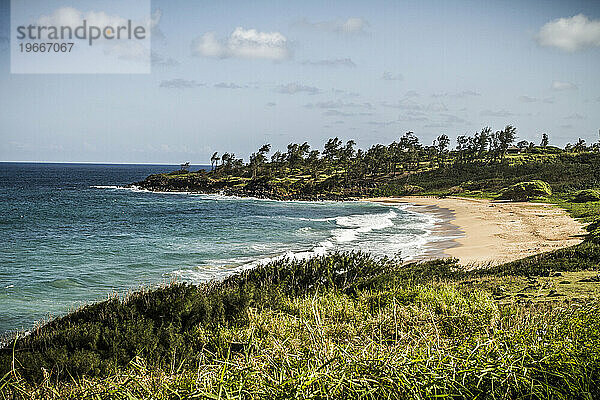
left=1, top=247, right=600, bottom=399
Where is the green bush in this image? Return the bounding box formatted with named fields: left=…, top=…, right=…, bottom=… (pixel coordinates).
left=403, top=184, right=424, bottom=194
left=498, top=180, right=552, bottom=201
left=574, top=189, right=600, bottom=203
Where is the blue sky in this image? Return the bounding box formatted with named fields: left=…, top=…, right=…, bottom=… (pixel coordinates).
left=0, top=0, right=599, bottom=163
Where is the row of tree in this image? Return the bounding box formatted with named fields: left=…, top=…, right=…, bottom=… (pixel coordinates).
left=204, top=126, right=595, bottom=182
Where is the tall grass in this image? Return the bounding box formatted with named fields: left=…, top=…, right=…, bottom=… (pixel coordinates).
left=1, top=250, right=599, bottom=399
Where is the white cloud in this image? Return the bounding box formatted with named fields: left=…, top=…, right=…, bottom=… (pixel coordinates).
left=519, top=95, right=538, bottom=103
left=382, top=72, right=403, bottom=81
left=480, top=109, right=516, bottom=117
left=565, top=113, right=586, bottom=120
left=294, top=17, right=368, bottom=34
left=214, top=82, right=244, bottom=89
left=517, top=95, right=555, bottom=104
left=368, top=120, right=398, bottom=127
left=323, top=110, right=354, bottom=117
left=275, top=83, right=320, bottom=95
left=330, top=89, right=360, bottom=98
left=338, top=18, right=368, bottom=34
left=536, top=14, right=600, bottom=52
left=301, top=58, right=356, bottom=67
left=36, top=7, right=154, bottom=62
left=159, top=79, right=205, bottom=89
left=149, top=9, right=165, bottom=41
left=151, top=52, right=179, bottom=67
left=431, top=90, right=481, bottom=98
left=552, top=81, right=578, bottom=91
left=38, top=7, right=128, bottom=32
left=381, top=99, right=421, bottom=111
left=103, top=41, right=150, bottom=63
left=191, top=28, right=290, bottom=60
left=381, top=100, right=447, bottom=113
left=192, top=33, right=225, bottom=58
left=398, top=113, right=428, bottom=122
left=150, top=9, right=162, bottom=29
left=427, top=102, right=448, bottom=112
left=304, top=100, right=372, bottom=109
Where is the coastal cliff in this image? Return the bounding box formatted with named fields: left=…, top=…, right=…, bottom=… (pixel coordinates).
left=132, top=171, right=366, bottom=201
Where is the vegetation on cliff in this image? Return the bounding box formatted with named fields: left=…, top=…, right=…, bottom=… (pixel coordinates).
left=497, top=180, right=552, bottom=201
left=134, top=127, right=600, bottom=202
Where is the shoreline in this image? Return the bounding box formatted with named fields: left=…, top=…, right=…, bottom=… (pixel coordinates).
left=107, top=185, right=585, bottom=266
left=366, top=196, right=587, bottom=267
left=401, top=203, right=463, bottom=263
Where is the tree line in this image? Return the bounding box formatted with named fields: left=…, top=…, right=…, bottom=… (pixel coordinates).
left=202, top=126, right=596, bottom=182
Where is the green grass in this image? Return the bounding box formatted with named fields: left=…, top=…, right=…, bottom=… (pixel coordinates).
left=1, top=250, right=599, bottom=399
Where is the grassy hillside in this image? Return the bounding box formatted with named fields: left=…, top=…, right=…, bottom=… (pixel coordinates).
left=2, top=248, right=600, bottom=398
left=135, top=152, right=600, bottom=202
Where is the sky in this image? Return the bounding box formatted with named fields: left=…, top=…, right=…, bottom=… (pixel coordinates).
left=0, top=0, right=599, bottom=163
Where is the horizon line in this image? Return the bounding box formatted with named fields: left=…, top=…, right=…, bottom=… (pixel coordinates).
left=0, top=160, right=212, bottom=165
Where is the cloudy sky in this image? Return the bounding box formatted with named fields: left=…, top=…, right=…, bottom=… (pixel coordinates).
left=0, top=0, right=599, bottom=163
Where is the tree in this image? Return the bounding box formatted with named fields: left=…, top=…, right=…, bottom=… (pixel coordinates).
left=497, top=125, right=517, bottom=162
left=210, top=152, right=220, bottom=171
left=249, top=144, right=272, bottom=178
left=517, top=140, right=529, bottom=150
left=306, top=150, right=322, bottom=179
left=474, top=127, right=491, bottom=158
left=270, top=151, right=286, bottom=175
left=249, top=152, right=262, bottom=178
left=341, top=140, right=356, bottom=183
left=258, top=144, right=271, bottom=156
left=573, top=138, right=587, bottom=153
left=219, top=152, right=241, bottom=173
left=399, top=132, right=421, bottom=170
left=286, top=142, right=310, bottom=170
left=323, top=137, right=343, bottom=163
left=433, top=134, right=450, bottom=168
left=541, top=133, right=549, bottom=148
left=221, top=153, right=232, bottom=172
left=455, top=135, right=470, bottom=164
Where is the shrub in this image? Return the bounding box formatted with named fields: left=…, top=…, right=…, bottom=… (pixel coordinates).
left=403, top=184, right=424, bottom=194
left=574, top=189, right=600, bottom=203
left=498, top=180, right=552, bottom=201
left=586, top=219, right=600, bottom=233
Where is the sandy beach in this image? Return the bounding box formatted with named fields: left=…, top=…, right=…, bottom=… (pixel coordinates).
left=366, top=196, right=587, bottom=267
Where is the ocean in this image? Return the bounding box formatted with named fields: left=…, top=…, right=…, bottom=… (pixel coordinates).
left=0, top=162, right=443, bottom=334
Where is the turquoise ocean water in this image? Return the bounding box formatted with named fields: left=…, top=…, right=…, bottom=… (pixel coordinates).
left=0, top=163, right=442, bottom=334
